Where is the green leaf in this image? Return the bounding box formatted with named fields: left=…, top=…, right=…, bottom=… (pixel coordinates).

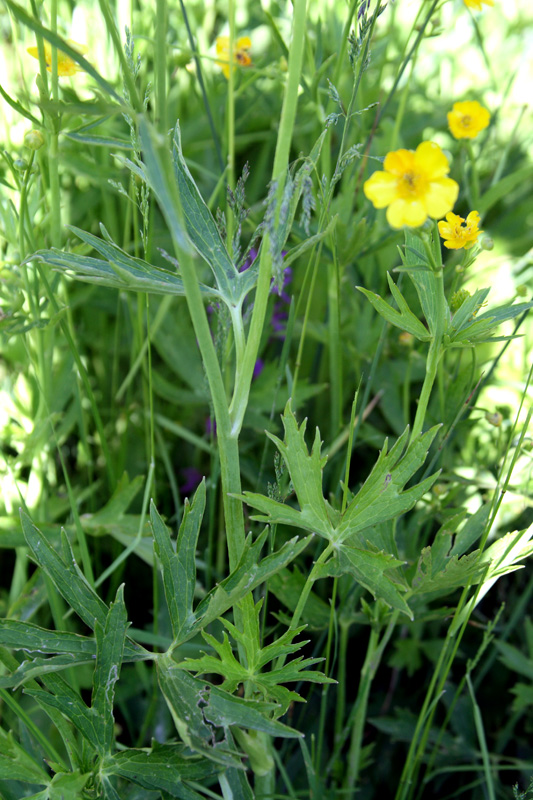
left=159, top=662, right=301, bottom=749
left=0, top=619, right=96, bottom=656
left=404, top=230, right=448, bottom=337
left=452, top=527, right=533, bottom=632
left=191, top=530, right=313, bottom=636
left=410, top=540, right=484, bottom=596
left=49, top=771, right=91, bottom=800
left=92, top=585, right=129, bottom=753
left=0, top=653, right=95, bottom=689
left=171, top=124, right=241, bottom=303
left=19, top=512, right=150, bottom=661
left=0, top=81, right=41, bottom=127
left=103, top=742, right=215, bottom=799
left=336, top=425, right=440, bottom=541
left=21, top=511, right=109, bottom=631
left=315, top=542, right=412, bottom=618
left=32, top=225, right=217, bottom=298
left=63, top=131, right=133, bottom=148
left=264, top=401, right=337, bottom=538
left=83, top=472, right=145, bottom=526
left=357, top=273, right=431, bottom=341
left=156, top=659, right=245, bottom=769
left=450, top=505, right=491, bottom=558
left=25, top=673, right=102, bottom=753
left=151, top=481, right=205, bottom=641
left=179, top=599, right=333, bottom=716
left=0, top=728, right=50, bottom=783
left=477, top=163, right=533, bottom=214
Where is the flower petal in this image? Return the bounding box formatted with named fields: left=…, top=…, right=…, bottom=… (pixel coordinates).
left=363, top=171, right=399, bottom=208
left=386, top=199, right=427, bottom=229
left=383, top=149, right=415, bottom=176
left=414, top=141, right=450, bottom=179
left=425, top=178, right=459, bottom=219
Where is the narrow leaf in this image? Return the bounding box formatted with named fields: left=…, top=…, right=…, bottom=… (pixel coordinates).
left=92, top=585, right=129, bottom=753
left=151, top=481, right=205, bottom=641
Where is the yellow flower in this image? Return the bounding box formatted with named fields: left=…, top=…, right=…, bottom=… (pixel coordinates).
left=215, top=36, right=252, bottom=80
left=363, top=141, right=459, bottom=229
left=463, top=0, right=494, bottom=9
left=448, top=101, right=490, bottom=139
left=438, top=210, right=483, bottom=249
left=27, top=39, right=87, bottom=77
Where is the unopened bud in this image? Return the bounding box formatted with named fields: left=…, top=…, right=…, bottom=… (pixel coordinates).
left=516, top=284, right=529, bottom=298
left=450, top=288, right=471, bottom=313
left=13, top=158, right=28, bottom=171
left=485, top=411, right=503, bottom=428
left=398, top=331, right=414, bottom=347
left=480, top=235, right=494, bottom=251
left=24, top=129, right=45, bottom=150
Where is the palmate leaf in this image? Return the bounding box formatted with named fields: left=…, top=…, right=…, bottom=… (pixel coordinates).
left=239, top=403, right=439, bottom=617
left=314, top=541, right=411, bottom=618
left=157, top=660, right=300, bottom=770
left=179, top=598, right=333, bottom=716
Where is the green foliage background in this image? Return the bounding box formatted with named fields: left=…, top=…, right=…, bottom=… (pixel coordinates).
left=0, top=0, right=532, bottom=798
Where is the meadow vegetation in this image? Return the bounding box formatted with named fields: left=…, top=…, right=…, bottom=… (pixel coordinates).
left=0, top=0, right=532, bottom=798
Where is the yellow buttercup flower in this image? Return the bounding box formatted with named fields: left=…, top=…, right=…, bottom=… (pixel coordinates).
left=448, top=101, right=490, bottom=140
left=438, top=211, right=483, bottom=249
left=27, top=39, right=87, bottom=76
left=463, top=0, right=494, bottom=10
left=363, top=141, right=459, bottom=229
left=215, top=36, right=252, bottom=80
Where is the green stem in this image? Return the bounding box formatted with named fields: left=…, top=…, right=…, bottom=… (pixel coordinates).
left=316, top=578, right=338, bottom=772
left=155, top=0, right=167, bottom=133
left=466, top=140, right=480, bottom=208
left=344, top=610, right=399, bottom=796
left=410, top=265, right=446, bottom=441
left=225, top=0, right=236, bottom=254
left=334, top=619, right=351, bottom=746
left=229, top=0, right=307, bottom=435
left=98, top=0, right=142, bottom=110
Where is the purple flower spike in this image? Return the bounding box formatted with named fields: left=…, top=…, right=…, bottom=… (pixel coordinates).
left=179, top=467, right=203, bottom=496
left=253, top=358, right=265, bottom=379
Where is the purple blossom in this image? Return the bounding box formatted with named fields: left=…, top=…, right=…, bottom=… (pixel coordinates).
left=179, top=467, right=203, bottom=497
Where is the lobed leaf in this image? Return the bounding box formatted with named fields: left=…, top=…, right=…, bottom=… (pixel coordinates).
left=150, top=481, right=205, bottom=642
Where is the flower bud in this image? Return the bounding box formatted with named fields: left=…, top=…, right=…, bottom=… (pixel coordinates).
left=516, top=284, right=529, bottom=298
left=480, top=235, right=494, bottom=251
left=485, top=411, right=503, bottom=427
left=398, top=331, right=414, bottom=347
left=24, top=129, right=45, bottom=150
left=14, top=158, right=28, bottom=171
left=450, top=288, right=471, bottom=313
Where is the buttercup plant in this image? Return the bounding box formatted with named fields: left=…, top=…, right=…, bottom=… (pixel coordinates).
left=0, top=1, right=532, bottom=800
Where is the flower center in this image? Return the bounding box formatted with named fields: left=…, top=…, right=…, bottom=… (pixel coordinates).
left=461, top=115, right=472, bottom=129
left=398, top=170, right=426, bottom=199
